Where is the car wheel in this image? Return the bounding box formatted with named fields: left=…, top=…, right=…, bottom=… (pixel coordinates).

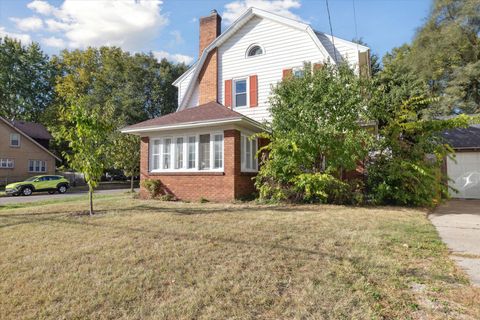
left=58, top=185, right=67, bottom=194
left=22, top=187, right=33, bottom=196
left=48, top=190, right=56, bottom=194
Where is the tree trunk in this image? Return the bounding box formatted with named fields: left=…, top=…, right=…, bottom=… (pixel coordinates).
left=89, top=185, right=94, bottom=216
left=130, top=175, right=134, bottom=193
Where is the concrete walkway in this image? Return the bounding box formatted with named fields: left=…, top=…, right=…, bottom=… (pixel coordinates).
left=430, top=200, right=480, bottom=286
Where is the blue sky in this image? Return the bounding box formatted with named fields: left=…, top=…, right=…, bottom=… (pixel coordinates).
left=0, top=0, right=432, bottom=64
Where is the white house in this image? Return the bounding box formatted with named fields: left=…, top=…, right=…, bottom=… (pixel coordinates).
left=122, top=7, right=370, bottom=202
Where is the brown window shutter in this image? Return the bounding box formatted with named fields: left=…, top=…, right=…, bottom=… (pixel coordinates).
left=282, top=68, right=292, bottom=79
left=249, top=75, right=258, bottom=107
left=224, top=79, right=232, bottom=108
left=313, top=63, right=323, bottom=71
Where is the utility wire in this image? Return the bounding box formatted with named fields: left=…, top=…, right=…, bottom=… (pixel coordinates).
left=352, top=0, right=360, bottom=51
left=325, top=0, right=338, bottom=62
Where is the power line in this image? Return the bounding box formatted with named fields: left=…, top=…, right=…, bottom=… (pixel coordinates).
left=352, top=0, right=360, bottom=51
left=325, top=0, right=338, bottom=62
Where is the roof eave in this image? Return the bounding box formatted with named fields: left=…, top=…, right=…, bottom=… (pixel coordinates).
left=0, top=116, right=61, bottom=162
left=121, top=116, right=265, bottom=135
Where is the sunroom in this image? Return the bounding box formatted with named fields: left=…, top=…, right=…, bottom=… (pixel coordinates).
left=121, top=102, right=265, bottom=202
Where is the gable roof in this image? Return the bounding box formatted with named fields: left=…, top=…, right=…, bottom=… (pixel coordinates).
left=0, top=116, right=61, bottom=161
left=176, top=7, right=357, bottom=111
left=121, top=101, right=264, bottom=134
left=11, top=120, right=53, bottom=140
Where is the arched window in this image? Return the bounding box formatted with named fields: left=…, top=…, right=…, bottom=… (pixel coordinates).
left=246, top=44, right=264, bottom=57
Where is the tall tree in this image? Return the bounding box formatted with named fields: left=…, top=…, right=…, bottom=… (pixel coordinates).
left=0, top=37, right=56, bottom=122
left=408, top=0, right=480, bottom=114
left=110, top=133, right=140, bottom=192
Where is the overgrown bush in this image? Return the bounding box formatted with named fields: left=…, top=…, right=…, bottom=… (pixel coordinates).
left=255, top=62, right=372, bottom=204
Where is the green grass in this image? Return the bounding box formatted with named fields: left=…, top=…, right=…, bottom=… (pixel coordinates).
left=0, top=195, right=478, bottom=319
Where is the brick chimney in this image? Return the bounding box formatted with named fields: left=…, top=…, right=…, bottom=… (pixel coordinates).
left=198, top=9, right=221, bottom=104
left=199, top=9, right=221, bottom=56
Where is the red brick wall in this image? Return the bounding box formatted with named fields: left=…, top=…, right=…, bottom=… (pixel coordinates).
left=198, top=11, right=221, bottom=105
left=198, top=48, right=218, bottom=104
left=139, top=129, right=257, bottom=202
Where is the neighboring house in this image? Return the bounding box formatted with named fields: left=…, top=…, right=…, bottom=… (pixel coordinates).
left=0, top=116, right=60, bottom=185
left=442, top=125, right=480, bottom=199
left=122, top=7, right=370, bottom=202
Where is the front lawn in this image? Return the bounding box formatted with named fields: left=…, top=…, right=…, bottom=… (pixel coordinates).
left=0, top=195, right=478, bottom=319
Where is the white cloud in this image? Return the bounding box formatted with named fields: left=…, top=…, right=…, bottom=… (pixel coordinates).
left=153, top=51, right=193, bottom=65
left=223, top=0, right=303, bottom=24
left=169, top=30, right=184, bottom=46
left=23, top=0, right=168, bottom=50
left=45, top=19, right=70, bottom=32
left=10, top=16, right=43, bottom=31
left=27, top=0, right=56, bottom=15
left=0, top=26, right=32, bottom=43
left=42, top=36, right=66, bottom=48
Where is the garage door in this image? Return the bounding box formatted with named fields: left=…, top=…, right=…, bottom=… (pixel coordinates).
left=447, top=152, right=480, bottom=199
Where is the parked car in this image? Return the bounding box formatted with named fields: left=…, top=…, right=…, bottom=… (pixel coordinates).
left=105, top=171, right=127, bottom=182
left=5, top=175, right=70, bottom=196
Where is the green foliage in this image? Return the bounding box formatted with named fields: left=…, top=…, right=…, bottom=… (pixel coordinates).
left=46, top=47, right=188, bottom=161
left=0, top=37, right=56, bottom=122
left=291, top=173, right=348, bottom=204
left=396, top=0, right=480, bottom=115
left=256, top=63, right=373, bottom=203
left=366, top=97, right=473, bottom=206
left=141, top=179, right=162, bottom=199
left=110, top=132, right=140, bottom=192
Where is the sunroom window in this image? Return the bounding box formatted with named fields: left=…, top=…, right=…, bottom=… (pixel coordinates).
left=187, top=136, right=196, bottom=169
left=199, top=134, right=210, bottom=170
left=162, top=138, right=172, bottom=169
left=241, top=134, right=258, bottom=172
left=175, top=137, right=184, bottom=169
left=150, top=133, right=224, bottom=172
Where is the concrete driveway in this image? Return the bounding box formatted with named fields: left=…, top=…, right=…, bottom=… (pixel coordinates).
left=0, top=188, right=135, bottom=205
left=430, top=200, right=480, bottom=286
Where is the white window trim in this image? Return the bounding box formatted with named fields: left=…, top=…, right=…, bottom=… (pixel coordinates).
left=245, top=43, right=265, bottom=59
left=233, top=77, right=249, bottom=109
left=241, top=133, right=259, bottom=173
left=28, top=160, right=47, bottom=173
left=0, top=158, right=14, bottom=169
left=149, top=131, right=224, bottom=173
left=10, top=133, right=20, bottom=148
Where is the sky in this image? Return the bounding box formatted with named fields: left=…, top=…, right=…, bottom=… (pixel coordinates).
left=0, top=0, right=433, bottom=65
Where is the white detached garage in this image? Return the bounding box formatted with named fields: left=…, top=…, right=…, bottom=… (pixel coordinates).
left=443, top=125, right=480, bottom=199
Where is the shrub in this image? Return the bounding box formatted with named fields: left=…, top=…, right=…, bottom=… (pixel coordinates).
left=141, top=179, right=162, bottom=199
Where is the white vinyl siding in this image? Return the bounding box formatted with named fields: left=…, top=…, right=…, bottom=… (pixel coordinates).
left=29, top=160, right=46, bottom=173
left=217, top=16, right=325, bottom=123
left=315, top=32, right=365, bottom=72
left=150, top=132, right=224, bottom=173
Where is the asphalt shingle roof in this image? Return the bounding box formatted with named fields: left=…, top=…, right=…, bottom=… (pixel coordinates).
left=123, top=101, right=244, bottom=130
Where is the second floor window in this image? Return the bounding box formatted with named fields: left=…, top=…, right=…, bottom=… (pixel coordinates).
left=234, top=79, right=247, bottom=108
left=10, top=133, right=20, bottom=147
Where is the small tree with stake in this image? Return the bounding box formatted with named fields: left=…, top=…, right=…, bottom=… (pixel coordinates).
left=59, top=101, right=114, bottom=215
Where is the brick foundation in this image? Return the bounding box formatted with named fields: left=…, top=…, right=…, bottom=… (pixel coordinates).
left=139, top=129, right=258, bottom=202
